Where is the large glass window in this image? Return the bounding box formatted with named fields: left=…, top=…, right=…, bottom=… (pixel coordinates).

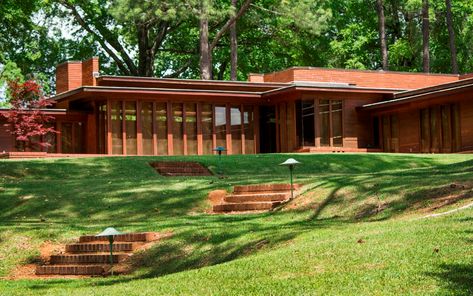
left=231, top=106, right=242, bottom=154
left=61, top=123, right=73, bottom=153
left=156, top=102, right=168, bottom=155
left=332, top=100, right=343, bottom=147
left=172, top=103, right=184, bottom=155
left=243, top=105, right=255, bottom=154
left=141, top=102, right=153, bottom=155
left=111, top=101, right=123, bottom=154
left=202, top=103, right=213, bottom=154
left=125, top=101, right=137, bottom=155
left=215, top=105, right=226, bottom=149
left=97, top=102, right=107, bottom=154
left=186, top=103, right=198, bottom=155
left=318, top=99, right=343, bottom=147
left=297, top=100, right=315, bottom=146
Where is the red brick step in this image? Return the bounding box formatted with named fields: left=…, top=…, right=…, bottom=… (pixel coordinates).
left=50, top=253, right=129, bottom=264
left=65, top=242, right=135, bottom=253
left=36, top=265, right=105, bottom=276
left=213, top=201, right=282, bottom=212
left=224, top=192, right=289, bottom=203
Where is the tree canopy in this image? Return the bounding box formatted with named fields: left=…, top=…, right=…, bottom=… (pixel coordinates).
left=1, top=0, right=473, bottom=94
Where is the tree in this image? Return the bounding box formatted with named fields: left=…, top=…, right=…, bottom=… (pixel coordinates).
left=198, top=0, right=252, bottom=80
left=422, top=0, right=430, bottom=72
left=230, top=0, right=238, bottom=80
left=59, top=0, right=191, bottom=77
left=445, top=0, right=458, bottom=74
left=376, top=0, right=388, bottom=70
left=1, top=80, right=56, bottom=151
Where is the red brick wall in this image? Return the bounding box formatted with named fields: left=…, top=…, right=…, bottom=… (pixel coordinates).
left=56, top=57, right=99, bottom=94
left=82, top=57, right=99, bottom=86
left=255, top=67, right=459, bottom=90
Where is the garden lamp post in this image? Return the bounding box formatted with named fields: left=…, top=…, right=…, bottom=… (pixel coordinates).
left=96, top=227, right=122, bottom=276
left=279, top=158, right=301, bottom=199
left=213, top=146, right=226, bottom=175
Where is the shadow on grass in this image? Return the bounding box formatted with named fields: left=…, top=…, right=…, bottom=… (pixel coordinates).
left=427, top=263, right=473, bottom=296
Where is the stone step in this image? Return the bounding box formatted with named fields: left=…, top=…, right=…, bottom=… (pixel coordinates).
left=50, top=253, right=129, bottom=264
left=65, top=242, right=136, bottom=253
left=79, top=232, right=157, bottom=243
left=224, top=192, right=289, bottom=203
left=213, top=201, right=281, bottom=212
left=36, top=265, right=105, bottom=275
left=233, top=184, right=301, bottom=194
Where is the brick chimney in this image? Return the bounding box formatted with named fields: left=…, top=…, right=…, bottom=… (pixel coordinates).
left=55, top=57, right=99, bottom=94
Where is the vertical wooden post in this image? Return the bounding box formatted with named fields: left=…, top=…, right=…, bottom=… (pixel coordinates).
left=122, top=101, right=127, bottom=155
left=275, top=104, right=280, bottom=153
left=56, top=121, right=62, bottom=154
left=315, top=99, right=320, bottom=147
left=241, top=104, right=245, bottom=154
left=137, top=101, right=143, bottom=155
left=329, top=100, right=333, bottom=147
left=212, top=104, right=217, bottom=151
left=197, top=103, right=203, bottom=155
left=152, top=102, right=158, bottom=155
left=106, top=99, right=112, bottom=154
left=183, top=103, right=188, bottom=155
left=226, top=104, right=232, bottom=155
left=254, top=105, right=260, bottom=154
left=167, top=102, right=173, bottom=155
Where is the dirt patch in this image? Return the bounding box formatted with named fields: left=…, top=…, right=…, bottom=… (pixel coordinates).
left=414, top=183, right=473, bottom=213
left=207, top=190, right=227, bottom=210
left=7, top=240, right=65, bottom=280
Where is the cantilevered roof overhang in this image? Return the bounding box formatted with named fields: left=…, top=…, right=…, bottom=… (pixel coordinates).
left=360, top=76, right=473, bottom=111
left=49, top=76, right=403, bottom=106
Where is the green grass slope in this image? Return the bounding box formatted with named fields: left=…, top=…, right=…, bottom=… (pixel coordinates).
left=0, top=153, right=472, bottom=295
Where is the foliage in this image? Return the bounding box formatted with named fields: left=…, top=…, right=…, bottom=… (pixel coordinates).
left=0, top=154, right=473, bottom=294
left=3, top=0, right=473, bottom=85
left=1, top=80, right=56, bottom=151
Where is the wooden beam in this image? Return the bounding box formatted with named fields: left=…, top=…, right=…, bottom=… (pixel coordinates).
left=275, top=104, right=280, bottom=153
left=152, top=102, right=158, bottom=155
left=212, top=104, right=217, bottom=152
left=254, top=106, right=260, bottom=153
left=197, top=103, right=203, bottom=155
left=241, top=104, right=245, bottom=154
left=183, top=103, right=188, bottom=155
left=56, top=121, right=62, bottom=154
left=106, top=99, right=112, bottom=154
left=122, top=100, right=126, bottom=155
left=167, top=102, right=173, bottom=155
left=226, top=104, right=232, bottom=154
left=137, top=101, right=143, bottom=155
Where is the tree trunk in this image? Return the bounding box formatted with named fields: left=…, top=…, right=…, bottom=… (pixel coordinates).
left=137, top=24, right=154, bottom=77
left=422, top=0, right=430, bottom=73
left=230, top=0, right=238, bottom=80
left=445, top=0, right=459, bottom=74
left=199, top=1, right=212, bottom=80
left=376, top=0, right=388, bottom=70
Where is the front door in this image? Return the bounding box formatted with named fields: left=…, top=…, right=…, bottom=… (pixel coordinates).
left=259, top=106, right=277, bottom=153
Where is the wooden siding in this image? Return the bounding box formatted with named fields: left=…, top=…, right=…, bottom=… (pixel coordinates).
left=398, top=110, right=421, bottom=153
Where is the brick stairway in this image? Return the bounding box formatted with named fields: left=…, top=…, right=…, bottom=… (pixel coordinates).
left=36, top=232, right=161, bottom=276
left=150, top=161, right=213, bottom=176
left=213, top=184, right=301, bottom=213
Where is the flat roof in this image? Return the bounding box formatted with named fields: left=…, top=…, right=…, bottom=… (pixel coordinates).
left=361, top=77, right=473, bottom=110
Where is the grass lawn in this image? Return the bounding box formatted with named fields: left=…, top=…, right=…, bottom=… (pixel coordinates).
left=0, top=153, right=472, bottom=295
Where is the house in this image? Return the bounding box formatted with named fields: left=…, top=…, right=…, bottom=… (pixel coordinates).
left=1, top=56, right=472, bottom=156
